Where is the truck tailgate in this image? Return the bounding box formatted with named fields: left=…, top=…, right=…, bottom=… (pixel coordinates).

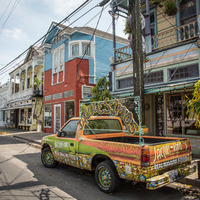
left=149, top=138, right=191, bottom=170
left=146, top=138, right=196, bottom=190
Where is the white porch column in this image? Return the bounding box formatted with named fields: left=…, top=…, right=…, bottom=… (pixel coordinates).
left=19, top=69, right=21, bottom=92
left=25, top=67, right=28, bottom=90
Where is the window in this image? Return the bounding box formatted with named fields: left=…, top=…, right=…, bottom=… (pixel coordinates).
left=166, top=93, right=200, bottom=136
left=169, top=64, right=198, bottom=81
left=84, top=119, right=123, bottom=135
left=72, top=44, right=79, bottom=57
left=65, top=101, right=74, bottom=122
left=60, top=120, right=78, bottom=138
left=2, top=110, right=5, bottom=122
left=27, top=108, right=32, bottom=124
left=44, top=105, right=52, bottom=127
left=144, top=71, right=163, bottom=84
left=117, top=77, right=133, bottom=89
left=82, top=43, right=90, bottom=56
left=20, top=109, right=25, bottom=124
left=180, top=0, right=196, bottom=25
left=21, top=79, right=25, bottom=90
left=70, top=41, right=92, bottom=58
left=27, top=77, right=30, bottom=88
left=52, top=46, right=64, bottom=73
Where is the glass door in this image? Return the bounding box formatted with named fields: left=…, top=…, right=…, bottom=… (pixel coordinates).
left=54, top=104, right=61, bottom=133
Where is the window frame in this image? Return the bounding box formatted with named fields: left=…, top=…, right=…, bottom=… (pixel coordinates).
left=169, top=64, right=199, bottom=81
left=144, top=70, right=164, bottom=85
left=52, top=44, right=65, bottom=74
left=59, top=119, right=78, bottom=138
left=69, top=40, right=93, bottom=58
left=44, top=104, right=52, bottom=128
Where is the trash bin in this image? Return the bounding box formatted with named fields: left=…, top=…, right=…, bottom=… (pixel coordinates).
left=36, top=120, right=42, bottom=132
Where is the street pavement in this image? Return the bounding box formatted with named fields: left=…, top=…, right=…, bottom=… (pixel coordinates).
left=0, top=127, right=200, bottom=198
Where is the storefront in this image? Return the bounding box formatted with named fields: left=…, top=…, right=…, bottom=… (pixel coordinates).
left=146, top=82, right=200, bottom=138
left=5, top=96, right=43, bottom=131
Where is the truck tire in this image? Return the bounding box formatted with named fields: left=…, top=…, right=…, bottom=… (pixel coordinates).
left=95, top=160, right=120, bottom=193
left=41, top=147, right=58, bottom=168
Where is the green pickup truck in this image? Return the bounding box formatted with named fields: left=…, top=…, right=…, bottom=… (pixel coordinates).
left=41, top=115, right=196, bottom=193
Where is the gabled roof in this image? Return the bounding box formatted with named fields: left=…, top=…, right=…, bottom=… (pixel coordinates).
left=43, top=22, right=128, bottom=45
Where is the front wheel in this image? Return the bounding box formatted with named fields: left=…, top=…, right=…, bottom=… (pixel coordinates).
left=41, top=147, right=58, bottom=168
left=95, top=160, right=120, bottom=193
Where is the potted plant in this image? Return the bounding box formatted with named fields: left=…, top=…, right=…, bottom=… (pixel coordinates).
left=152, top=0, right=180, bottom=16
left=33, top=77, right=43, bottom=95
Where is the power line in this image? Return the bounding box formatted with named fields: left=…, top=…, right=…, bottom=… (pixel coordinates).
left=0, top=0, right=20, bottom=34
left=0, top=0, right=92, bottom=75
left=0, top=0, right=12, bottom=22
left=77, top=5, right=105, bottom=81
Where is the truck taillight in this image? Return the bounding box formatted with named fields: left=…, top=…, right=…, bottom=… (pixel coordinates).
left=141, top=148, right=150, bottom=167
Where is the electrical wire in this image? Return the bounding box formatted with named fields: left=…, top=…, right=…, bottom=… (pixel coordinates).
left=0, top=0, right=92, bottom=74
left=0, top=0, right=20, bottom=34
left=77, top=5, right=105, bottom=81
left=0, top=2, right=101, bottom=77
left=0, top=0, right=12, bottom=22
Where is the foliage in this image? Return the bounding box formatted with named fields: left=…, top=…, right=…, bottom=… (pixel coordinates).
left=152, top=0, right=180, bottom=16
left=123, top=18, right=132, bottom=35
left=33, top=77, right=43, bottom=90
left=185, top=80, right=200, bottom=128
left=90, top=76, right=112, bottom=102
left=80, top=77, right=112, bottom=116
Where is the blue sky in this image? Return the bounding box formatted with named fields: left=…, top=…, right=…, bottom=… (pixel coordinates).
left=0, top=0, right=127, bottom=84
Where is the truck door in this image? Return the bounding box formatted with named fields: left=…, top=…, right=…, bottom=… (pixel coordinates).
left=56, top=119, right=79, bottom=167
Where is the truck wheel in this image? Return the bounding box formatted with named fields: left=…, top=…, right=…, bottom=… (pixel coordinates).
left=95, top=160, right=120, bottom=193
left=41, top=147, right=58, bottom=168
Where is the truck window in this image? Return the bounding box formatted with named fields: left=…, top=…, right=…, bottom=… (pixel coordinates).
left=84, top=119, right=123, bottom=135
left=60, top=120, right=78, bottom=138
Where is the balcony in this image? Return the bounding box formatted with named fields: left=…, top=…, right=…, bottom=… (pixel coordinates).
left=115, top=21, right=198, bottom=62
left=9, top=87, right=33, bottom=101
left=152, top=21, right=198, bottom=50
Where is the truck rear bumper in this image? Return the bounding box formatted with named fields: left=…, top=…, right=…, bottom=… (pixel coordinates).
left=146, top=162, right=197, bottom=190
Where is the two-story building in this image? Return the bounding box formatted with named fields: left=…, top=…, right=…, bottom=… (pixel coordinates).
left=111, top=0, right=200, bottom=138
left=42, top=22, right=128, bottom=133
left=0, top=82, right=9, bottom=127
left=6, top=46, right=44, bottom=131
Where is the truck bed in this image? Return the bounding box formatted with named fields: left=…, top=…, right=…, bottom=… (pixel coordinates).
left=97, top=136, right=186, bottom=145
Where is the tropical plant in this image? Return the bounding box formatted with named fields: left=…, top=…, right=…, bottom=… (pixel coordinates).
left=185, top=80, right=200, bottom=128
left=152, top=0, right=181, bottom=16
left=33, top=77, right=43, bottom=90
left=80, top=76, right=112, bottom=115
left=90, top=76, right=112, bottom=102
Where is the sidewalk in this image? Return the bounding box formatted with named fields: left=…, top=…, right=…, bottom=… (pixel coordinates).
left=0, top=128, right=200, bottom=196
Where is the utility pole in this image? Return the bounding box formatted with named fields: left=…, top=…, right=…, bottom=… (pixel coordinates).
left=129, top=0, right=145, bottom=125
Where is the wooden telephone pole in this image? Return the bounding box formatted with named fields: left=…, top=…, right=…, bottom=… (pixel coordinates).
left=129, top=0, right=145, bottom=125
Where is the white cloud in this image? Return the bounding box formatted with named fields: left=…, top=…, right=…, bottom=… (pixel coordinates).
left=2, top=27, right=26, bottom=40
left=44, top=0, right=85, bottom=17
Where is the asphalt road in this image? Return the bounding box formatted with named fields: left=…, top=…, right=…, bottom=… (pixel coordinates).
left=0, top=136, right=198, bottom=200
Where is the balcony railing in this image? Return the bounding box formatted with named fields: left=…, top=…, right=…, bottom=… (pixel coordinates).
left=152, top=21, right=198, bottom=50
left=115, top=21, right=198, bottom=62
left=9, top=87, right=33, bottom=101
left=115, top=46, right=132, bottom=63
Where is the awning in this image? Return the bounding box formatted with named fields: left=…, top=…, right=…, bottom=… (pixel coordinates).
left=145, top=82, right=195, bottom=94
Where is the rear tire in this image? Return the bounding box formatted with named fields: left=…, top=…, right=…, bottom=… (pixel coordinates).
left=95, top=160, right=120, bottom=193
left=41, top=147, right=58, bottom=168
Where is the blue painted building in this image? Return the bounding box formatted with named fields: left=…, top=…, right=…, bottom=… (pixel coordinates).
left=42, top=22, right=128, bottom=133
left=111, top=0, right=200, bottom=139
